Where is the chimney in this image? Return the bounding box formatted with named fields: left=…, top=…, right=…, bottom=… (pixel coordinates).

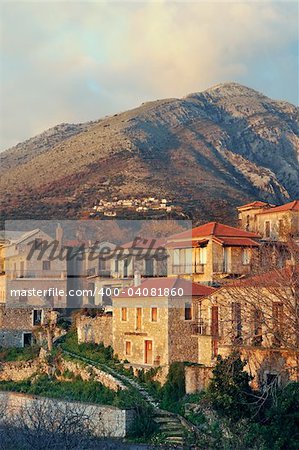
left=56, top=223, right=63, bottom=247
left=134, top=270, right=141, bottom=287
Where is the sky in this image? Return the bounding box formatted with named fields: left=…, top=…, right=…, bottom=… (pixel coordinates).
left=1, top=0, right=298, bottom=151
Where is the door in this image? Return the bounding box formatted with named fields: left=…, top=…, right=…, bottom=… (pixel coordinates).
left=145, top=340, right=153, bottom=364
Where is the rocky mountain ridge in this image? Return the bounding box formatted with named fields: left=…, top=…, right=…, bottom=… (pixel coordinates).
left=0, top=82, right=298, bottom=224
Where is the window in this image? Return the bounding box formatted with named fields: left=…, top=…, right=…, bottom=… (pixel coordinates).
left=252, top=308, right=263, bottom=346
left=121, top=307, right=127, bottom=321
left=33, top=239, right=43, bottom=250
left=20, top=261, right=25, bottom=278
left=242, top=248, right=250, bottom=265
left=185, top=302, right=192, bottom=320
left=272, top=302, right=283, bottom=345
left=43, top=260, right=50, bottom=271
left=246, top=215, right=250, bottom=231
left=151, top=307, right=158, bottom=322
left=278, top=219, right=284, bottom=237
left=200, top=247, right=207, bottom=264
left=265, top=221, right=271, bottom=238
left=125, top=341, right=132, bottom=356
left=211, top=305, right=219, bottom=336
left=145, top=258, right=154, bottom=276
left=265, top=372, right=280, bottom=388
left=136, top=307, right=142, bottom=330
left=232, top=302, right=242, bottom=342
left=33, top=309, right=43, bottom=326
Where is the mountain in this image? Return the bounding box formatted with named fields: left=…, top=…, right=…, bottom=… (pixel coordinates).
left=0, top=82, right=298, bottom=225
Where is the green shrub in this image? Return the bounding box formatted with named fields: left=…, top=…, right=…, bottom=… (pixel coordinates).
left=160, top=362, right=185, bottom=413
left=0, top=345, right=39, bottom=362
left=207, top=352, right=253, bottom=420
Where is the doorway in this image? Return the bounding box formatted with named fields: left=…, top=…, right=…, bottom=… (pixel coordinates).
left=23, top=333, right=32, bottom=347
left=144, top=340, right=153, bottom=364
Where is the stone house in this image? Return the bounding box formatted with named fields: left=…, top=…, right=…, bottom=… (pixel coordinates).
left=0, top=228, right=67, bottom=308
left=114, top=238, right=168, bottom=279
left=238, top=200, right=299, bottom=241
left=0, top=303, right=54, bottom=347
left=111, top=277, right=215, bottom=370
left=166, top=222, right=260, bottom=285
left=195, top=266, right=299, bottom=389
left=0, top=227, right=66, bottom=347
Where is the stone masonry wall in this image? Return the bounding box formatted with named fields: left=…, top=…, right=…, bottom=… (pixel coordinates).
left=0, top=391, right=134, bottom=438
left=77, top=314, right=113, bottom=347
left=59, top=358, right=127, bottom=391
left=0, top=359, right=41, bottom=381
left=185, top=365, right=213, bottom=394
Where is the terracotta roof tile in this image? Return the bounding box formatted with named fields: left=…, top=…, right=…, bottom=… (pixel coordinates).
left=237, top=201, right=272, bottom=209
left=170, top=222, right=260, bottom=240
left=257, top=200, right=299, bottom=214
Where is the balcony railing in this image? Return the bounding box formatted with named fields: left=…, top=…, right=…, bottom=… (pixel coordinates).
left=172, top=263, right=205, bottom=275
left=213, top=262, right=231, bottom=273
left=191, top=320, right=210, bottom=335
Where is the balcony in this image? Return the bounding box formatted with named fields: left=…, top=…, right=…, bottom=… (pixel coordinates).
left=213, top=262, right=230, bottom=273
left=191, top=320, right=210, bottom=335
left=172, top=263, right=205, bottom=275
left=98, top=269, right=111, bottom=278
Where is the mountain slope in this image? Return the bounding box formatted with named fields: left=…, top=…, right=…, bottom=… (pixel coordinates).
left=0, top=82, right=298, bottom=224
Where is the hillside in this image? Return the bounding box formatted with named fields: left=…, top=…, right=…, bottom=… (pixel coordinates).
left=0, top=82, right=298, bottom=224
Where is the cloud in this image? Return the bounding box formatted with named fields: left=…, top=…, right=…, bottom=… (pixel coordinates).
left=0, top=0, right=298, bottom=150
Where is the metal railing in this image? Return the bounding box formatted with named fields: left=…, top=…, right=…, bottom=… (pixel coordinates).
left=172, top=263, right=205, bottom=275
left=191, top=320, right=210, bottom=335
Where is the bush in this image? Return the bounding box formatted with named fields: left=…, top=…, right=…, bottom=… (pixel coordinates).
left=160, top=362, right=185, bottom=413
left=207, top=352, right=253, bottom=420
left=258, top=382, right=299, bottom=450
left=0, top=345, right=39, bottom=362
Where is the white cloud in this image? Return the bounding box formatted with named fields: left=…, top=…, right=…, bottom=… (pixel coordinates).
left=0, top=1, right=298, bottom=150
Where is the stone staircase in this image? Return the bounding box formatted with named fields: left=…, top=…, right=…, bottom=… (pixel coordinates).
left=59, top=348, right=197, bottom=448
left=153, top=410, right=186, bottom=447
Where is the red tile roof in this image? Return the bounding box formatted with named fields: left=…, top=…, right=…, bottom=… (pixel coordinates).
left=257, top=200, right=299, bottom=214
left=115, top=278, right=215, bottom=298
left=226, top=264, right=299, bottom=288
left=220, top=237, right=260, bottom=247
left=237, top=201, right=272, bottom=210
left=170, top=222, right=260, bottom=240
left=121, top=238, right=166, bottom=249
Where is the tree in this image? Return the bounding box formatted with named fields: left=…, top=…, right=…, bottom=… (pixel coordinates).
left=208, top=352, right=253, bottom=420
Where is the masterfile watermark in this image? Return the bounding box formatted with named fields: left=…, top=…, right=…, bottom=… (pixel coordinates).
left=3, top=219, right=192, bottom=308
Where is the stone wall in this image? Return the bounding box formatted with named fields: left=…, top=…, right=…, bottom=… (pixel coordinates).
left=168, top=305, right=198, bottom=364
left=77, top=314, right=113, bottom=347
left=59, top=358, right=127, bottom=391
left=0, top=391, right=134, bottom=438
left=185, top=365, right=213, bottom=394
left=0, top=359, right=40, bottom=381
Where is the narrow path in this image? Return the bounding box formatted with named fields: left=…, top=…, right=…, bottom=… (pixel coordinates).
left=59, top=347, right=199, bottom=448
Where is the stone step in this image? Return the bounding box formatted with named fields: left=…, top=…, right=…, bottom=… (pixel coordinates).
left=164, top=437, right=184, bottom=445
left=160, top=429, right=185, bottom=437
